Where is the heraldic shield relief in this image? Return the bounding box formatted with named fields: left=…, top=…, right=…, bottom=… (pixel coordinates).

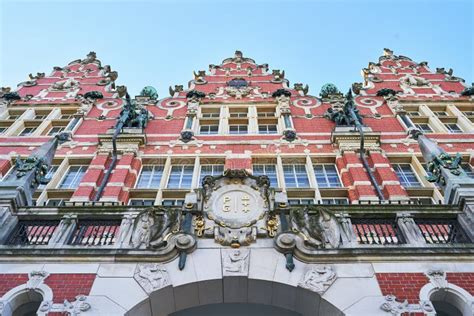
left=195, top=169, right=277, bottom=247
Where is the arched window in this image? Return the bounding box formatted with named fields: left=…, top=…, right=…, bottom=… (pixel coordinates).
left=11, top=291, right=43, bottom=316
left=430, top=290, right=466, bottom=316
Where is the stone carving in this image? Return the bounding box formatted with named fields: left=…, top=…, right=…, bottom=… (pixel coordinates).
left=26, top=270, right=49, bottom=289
left=225, top=85, right=253, bottom=99
left=401, top=75, right=430, bottom=87
left=461, top=84, right=474, bottom=96
left=117, top=95, right=150, bottom=130
left=222, top=249, right=250, bottom=276
left=139, top=86, right=158, bottom=100
left=131, top=207, right=179, bottom=249
left=425, top=269, right=448, bottom=288
left=134, top=263, right=170, bottom=293
left=169, top=85, right=184, bottom=96
left=38, top=295, right=91, bottom=315
left=320, top=83, right=342, bottom=99
left=379, top=295, right=433, bottom=315
left=200, top=169, right=272, bottom=247
left=298, top=265, right=336, bottom=294
left=193, top=70, right=207, bottom=84
left=52, top=78, right=79, bottom=90
left=273, top=89, right=292, bottom=110
left=283, top=129, right=297, bottom=142
left=29, top=72, right=45, bottom=80
left=294, top=83, right=309, bottom=96
left=271, top=70, right=285, bottom=83
left=180, top=130, right=194, bottom=143
left=376, top=88, right=398, bottom=97
left=290, top=207, right=341, bottom=249
left=83, top=91, right=103, bottom=99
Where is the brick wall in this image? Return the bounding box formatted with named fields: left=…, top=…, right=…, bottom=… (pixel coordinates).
left=0, top=273, right=96, bottom=303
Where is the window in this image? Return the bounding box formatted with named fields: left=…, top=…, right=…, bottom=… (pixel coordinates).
left=34, top=114, right=47, bottom=120
left=47, top=127, right=65, bottom=136
left=283, top=164, right=310, bottom=188
left=393, top=164, right=421, bottom=188
left=257, top=111, right=275, bottom=118
left=258, top=124, right=278, bottom=134
left=407, top=111, right=420, bottom=116
left=162, top=199, right=185, bottom=206
left=462, top=163, right=474, bottom=178
left=38, top=166, right=58, bottom=189
left=322, top=198, right=349, bottom=205
left=7, top=115, right=20, bottom=120
left=313, top=164, right=342, bottom=188
left=415, top=123, right=432, bottom=133
left=167, top=165, right=194, bottom=189
left=253, top=164, right=278, bottom=187
left=200, top=125, right=219, bottom=134
left=229, top=112, right=247, bottom=118
left=0, top=127, right=6, bottom=134
left=58, top=165, right=87, bottom=189
left=46, top=199, right=65, bottom=207
left=136, top=165, right=164, bottom=189
left=200, top=164, right=224, bottom=182
left=60, top=114, right=74, bottom=120
left=129, top=199, right=155, bottom=206
left=288, top=199, right=314, bottom=205
left=229, top=125, right=248, bottom=134
left=444, top=123, right=462, bottom=133
left=434, top=111, right=448, bottom=117
left=201, top=113, right=220, bottom=119
left=19, top=127, right=36, bottom=136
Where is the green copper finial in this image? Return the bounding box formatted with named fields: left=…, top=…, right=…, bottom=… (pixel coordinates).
left=320, top=83, right=340, bottom=98
left=140, top=86, right=158, bottom=100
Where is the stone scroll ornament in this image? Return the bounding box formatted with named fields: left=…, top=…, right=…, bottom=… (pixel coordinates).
left=130, top=207, right=196, bottom=256
left=134, top=263, right=170, bottom=294
left=298, top=265, right=336, bottom=294
left=198, top=169, right=275, bottom=248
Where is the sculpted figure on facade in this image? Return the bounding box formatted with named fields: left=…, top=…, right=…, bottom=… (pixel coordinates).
left=131, top=207, right=179, bottom=249
left=291, top=207, right=341, bottom=249
left=222, top=249, right=250, bottom=276
left=26, top=270, right=50, bottom=289
left=52, top=78, right=79, bottom=90
left=299, top=265, right=336, bottom=294
left=134, top=263, right=170, bottom=293
left=425, top=269, right=448, bottom=289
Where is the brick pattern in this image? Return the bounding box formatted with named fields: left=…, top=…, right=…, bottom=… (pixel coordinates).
left=376, top=272, right=474, bottom=305
left=337, top=152, right=377, bottom=202
left=0, top=273, right=95, bottom=303
left=368, top=152, right=408, bottom=200
left=102, top=153, right=141, bottom=203
left=71, top=154, right=110, bottom=201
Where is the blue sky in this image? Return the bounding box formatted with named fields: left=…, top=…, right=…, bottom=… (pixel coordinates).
left=1, top=0, right=472, bottom=98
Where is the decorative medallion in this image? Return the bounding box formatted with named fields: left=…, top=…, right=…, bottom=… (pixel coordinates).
left=199, top=169, right=273, bottom=247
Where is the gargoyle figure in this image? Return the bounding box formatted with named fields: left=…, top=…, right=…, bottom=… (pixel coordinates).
left=81, top=51, right=97, bottom=64
left=294, top=83, right=309, bottom=95
left=131, top=207, right=179, bottom=249
left=14, top=156, right=50, bottom=188
left=169, top=85, right=184, bottom=96
left=291, top=207, right=341, bottom=248
left=29, top=73, right=45, bottom=80
left=272, top=70, right=285, bottom=82
left=193, top=70, right=207, bottom=84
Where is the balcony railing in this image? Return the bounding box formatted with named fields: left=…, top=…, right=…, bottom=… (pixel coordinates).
left=67, top=220, right=121, bottom=246
left=352, top=218, right=405, bottom=245
left=416, top=219, right=469, bottom=244
left=6, top=220, right=59, bottom=245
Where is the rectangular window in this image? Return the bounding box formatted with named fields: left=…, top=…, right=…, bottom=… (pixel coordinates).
left=34, top=115, right=47, bottom=120
left=229, top=125, right=248, bottom=134
left=19, top=127, right=36, bottom=136
left=288, top=199, right=314, bottom=205
left=462, top=163, right=474, bottom=178
left=136, top=165, right=164, bottom=189
left=414, top=123, right=432, bottom=133
left=58, top=165, right=87, bottom=189
left=200, top=125, right=219, bottom=134
left=129, top=199, right=155, bottom=206
left=200, top=164, right=224, bottom=182
left=393, top=164, right=421, bottom=188
left=257, top=111, right=275, bottom=118
left=283, top=164, right=310, bottom=188
left=258, top=125, right=278, bottom=134
left=322, top=198, right=349, bottom=205
left=444, top=123, right=462, bottom=133
left=60, top=114, right=74, bottom=120
left=0, top=127, right=6, bottom=134
left=434, top=111, right=448, bottom=117
left=253, top=164, right=278, bottom=187
left=47, top=127, right=65, bottom=136
left=46, top=199, right=65, bottom=207
left=162, top=199, right=185, bottom=206
left=407, top=111, right=420, bottom=117
left=201, top=113, right=220, bottom=118
left=167, top=165, right=194, bottom=189
left=229, top=112, right=247, bottom=118
left=313, top=164, right=342, bottom=188
left=38, top=166, right=58, bottom=189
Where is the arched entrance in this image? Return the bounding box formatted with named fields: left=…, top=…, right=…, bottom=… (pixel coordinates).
left=126, top=277, right=344, bottom=316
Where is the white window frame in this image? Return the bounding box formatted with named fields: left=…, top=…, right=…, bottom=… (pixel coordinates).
left=313, top=164, right=342, bottom=188
left=136, top=165, right=164, bottom=189
left=57, top=165, right=87, bottom=189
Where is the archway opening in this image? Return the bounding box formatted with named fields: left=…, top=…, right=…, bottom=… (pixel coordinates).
left=430, top=289, right=465, bottom=316
left=10, top=290, right=43, bottom=316
left=171, top=303, right=301, bottom=316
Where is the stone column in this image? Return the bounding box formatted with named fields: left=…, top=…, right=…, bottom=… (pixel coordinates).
left=49, top=215, right=78, bottom=247
left=396, top=212, right=426, bottom=246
